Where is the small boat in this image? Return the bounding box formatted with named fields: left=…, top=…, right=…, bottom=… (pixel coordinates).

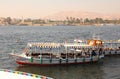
left=0, top=69, right=53, bottom=79
left=10, top=39, right=104, bottom=66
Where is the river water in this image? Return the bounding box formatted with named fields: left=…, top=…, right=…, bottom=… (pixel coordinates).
left=0, top=25, right=120, bottom=79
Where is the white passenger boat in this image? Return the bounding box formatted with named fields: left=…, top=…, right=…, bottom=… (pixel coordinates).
left=10, top=39, right=104, bottom=66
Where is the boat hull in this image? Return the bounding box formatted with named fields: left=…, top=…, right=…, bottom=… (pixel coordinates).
left=104, top=50, right=120, bottom=56
left=16, top=60, right=98, bottom=66
left=15, top=55, right=104, bottom=66
left=0, top=69, right=53, bottom=79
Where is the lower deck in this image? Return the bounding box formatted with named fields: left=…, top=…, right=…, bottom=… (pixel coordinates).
left=15, top=54, right=104, bottom=66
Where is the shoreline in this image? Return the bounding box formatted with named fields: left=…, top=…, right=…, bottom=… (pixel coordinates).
left=0, top=24, right=120, bottom=27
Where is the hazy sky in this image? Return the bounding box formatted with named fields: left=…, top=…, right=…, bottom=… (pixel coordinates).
left=0, top=0, right=120, bottom=18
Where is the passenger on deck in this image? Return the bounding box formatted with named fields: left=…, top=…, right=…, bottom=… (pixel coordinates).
left=98, top=48, right=103, bottom=55
left=81, top=52, right=86, bottom=57
left=91, top=50, right=97, bottom=56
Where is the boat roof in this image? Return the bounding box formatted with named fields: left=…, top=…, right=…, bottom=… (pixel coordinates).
left=27, top=42, right=93, bottom=48
left=0, top=69, right=53, bottom=79
left=27, top=42, right=63, bottom=48
left=64, top=43, right=93, bottom=48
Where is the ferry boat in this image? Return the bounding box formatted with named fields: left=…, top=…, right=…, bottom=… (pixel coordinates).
left=10, top=39, right=104, bottom=66
left=103, top=40, right=120, bottom=55
left=82, top=34, right=120, bottom=56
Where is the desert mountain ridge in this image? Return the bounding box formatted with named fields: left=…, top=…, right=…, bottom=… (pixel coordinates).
left=43, top=11, right=120, bottom=20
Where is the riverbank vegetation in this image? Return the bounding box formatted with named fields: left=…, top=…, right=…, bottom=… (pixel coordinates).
left=0, top=17, right=120, bottom=26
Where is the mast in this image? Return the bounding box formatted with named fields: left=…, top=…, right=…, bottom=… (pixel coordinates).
left=65, top=46, right=68, bottom=59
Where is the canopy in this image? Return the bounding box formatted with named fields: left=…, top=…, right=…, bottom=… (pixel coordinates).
left=64, top=43, right=92, bottom=48
left=27, top=43, right=63, bottom=48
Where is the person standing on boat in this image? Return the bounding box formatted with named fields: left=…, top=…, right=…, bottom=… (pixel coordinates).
left=81, top=52, right=86, bottom=58
left=91, top=50, right=97, bottom=56
left=98, top=48, right=103, bottom=55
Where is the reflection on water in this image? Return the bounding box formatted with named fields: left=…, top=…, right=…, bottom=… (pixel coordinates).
left=102, top=56, right=120, bottom=79
left=16, top=63, right=104, bottom=79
